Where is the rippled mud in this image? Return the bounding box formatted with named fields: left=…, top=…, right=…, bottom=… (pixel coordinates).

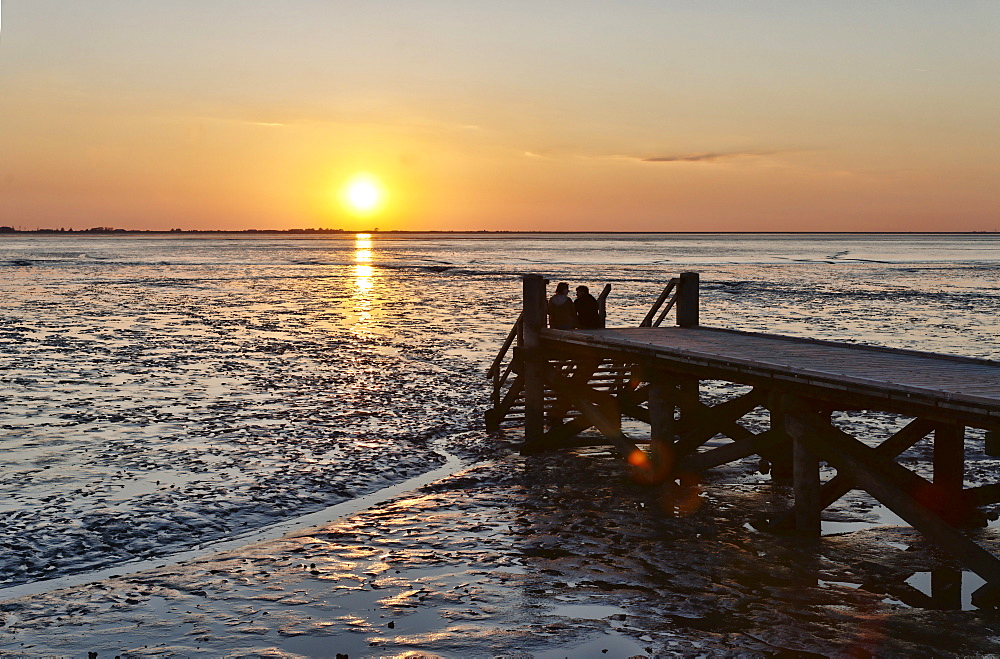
left=2, top=431, right=998, bottom=657
left=0, top=254, right=492, bottom=588
left=4, top=235, right=1000, bottom=656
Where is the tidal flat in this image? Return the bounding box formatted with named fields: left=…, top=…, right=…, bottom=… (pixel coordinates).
left=2, top=429, right=999, bottom=657
left=3, top=234, right=1000, bottom=655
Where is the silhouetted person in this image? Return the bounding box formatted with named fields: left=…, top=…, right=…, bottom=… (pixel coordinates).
left=574, top=285, right=601, bottom=329
left=547, top=282, right=578, bottom=329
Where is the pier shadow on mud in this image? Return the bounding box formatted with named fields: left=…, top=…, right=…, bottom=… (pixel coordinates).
left=508, top=438, right=1000, bottom=655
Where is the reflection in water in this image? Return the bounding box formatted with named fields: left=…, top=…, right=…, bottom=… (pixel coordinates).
left=898, top=568, right=987, bottom=610
left=353, top=234, right=376, bottom=330
left=355, top=264, right=373, bottom=290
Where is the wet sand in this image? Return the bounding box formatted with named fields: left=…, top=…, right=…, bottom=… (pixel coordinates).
left=2, top=430, right=999, bottom=658
left=4, top=235, right=1000, bottom=656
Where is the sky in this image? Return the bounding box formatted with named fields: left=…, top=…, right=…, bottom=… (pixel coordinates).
left=1, top=1, right=999, bottom=232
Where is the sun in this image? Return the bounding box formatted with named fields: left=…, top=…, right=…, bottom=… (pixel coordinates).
left=340, top=173, right=386, bottom=217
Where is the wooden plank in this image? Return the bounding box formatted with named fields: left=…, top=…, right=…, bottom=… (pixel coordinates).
left=540, top=331, right=1000, bottom=426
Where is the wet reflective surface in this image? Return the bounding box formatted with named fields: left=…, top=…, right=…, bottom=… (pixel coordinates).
left=1, top=441, right=998, bottom=656
left=1, top=233, right=1000, bottom=654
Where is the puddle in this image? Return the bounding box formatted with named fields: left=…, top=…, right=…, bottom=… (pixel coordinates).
left=822, top=504, right=908, bottom=535
left=819, top=579, right=862, bottom=589
left=905, top=570, right=988, bottom=611
left=549, top=603, right=627, bottom=620
left=534, top=629, right=651, bottom=658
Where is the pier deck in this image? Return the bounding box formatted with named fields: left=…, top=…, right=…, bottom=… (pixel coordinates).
left=544, top=326, right=1000, bottom=426
left=487, top=273, right=1000, bottom=607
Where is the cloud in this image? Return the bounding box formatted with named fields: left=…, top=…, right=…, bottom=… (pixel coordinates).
left=637, top=151, right=784, bottom=164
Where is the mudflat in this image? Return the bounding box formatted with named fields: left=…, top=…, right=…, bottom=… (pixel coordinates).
left=2, top=430, right=998, bottom=657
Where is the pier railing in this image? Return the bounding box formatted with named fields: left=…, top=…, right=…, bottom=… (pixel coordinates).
left=641, top=272, right=699, bottom=328
left=485, top=276, right=690, bottom=431
left=487, top=312, right=522, bottom=410
left=640, top=278, right=678, bottom=327
left=487, top=283, right=614, bottom=418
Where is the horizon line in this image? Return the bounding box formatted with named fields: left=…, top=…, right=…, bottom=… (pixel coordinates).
left=2, top=228, right=999, bottom=236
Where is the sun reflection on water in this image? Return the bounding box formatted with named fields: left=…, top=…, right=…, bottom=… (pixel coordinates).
left=353, top=234, right=376, bottom=329
left=355, top=233, right=372, bottom=262
left=355, top=264, right=373, bottom=290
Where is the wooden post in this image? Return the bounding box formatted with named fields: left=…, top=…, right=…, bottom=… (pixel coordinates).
left=677, top=376, right=700, bottom=435
left=522, top=274, right=547, bottom=446
left=934, top=423, right=965, bottom=495
left=676, top=271, right=699, bottom=328
left=793, top=436, right=822, bottom=535
left=648, top=376, right=677, bottom=471
left=986, top=428, right=1000, bottom=457
left=767, top=394, right=794, bottom=480
left=783, top=396, right=822, bottom=535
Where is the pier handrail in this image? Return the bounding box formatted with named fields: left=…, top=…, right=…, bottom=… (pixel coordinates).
left=596, top=284, right=611, bottom=328
left=488, top=312, right=523, bottom=407
left=640, top=278, right=679, bottom=327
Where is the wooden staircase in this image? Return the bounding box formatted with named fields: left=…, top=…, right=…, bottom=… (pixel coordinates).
left=486, top=357, right=634, bottom=431
left=485, top=278, right=678, bottom=432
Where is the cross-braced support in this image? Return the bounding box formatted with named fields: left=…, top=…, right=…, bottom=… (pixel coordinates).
left=499, top=272, right=1000, bottom=606
left=522, top=358, right=1000, bottom=606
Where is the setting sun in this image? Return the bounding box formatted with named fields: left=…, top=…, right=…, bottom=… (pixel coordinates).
left=340, top=174, right=386, bottom=218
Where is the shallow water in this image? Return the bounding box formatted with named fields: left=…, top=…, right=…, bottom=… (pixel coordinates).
left=2, top=232, right=1000, bottom=592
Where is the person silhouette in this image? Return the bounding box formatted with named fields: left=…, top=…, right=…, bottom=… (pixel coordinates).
left=546, top=282, right=578, bottom=329
left=574, top=285, right=601, bottom=329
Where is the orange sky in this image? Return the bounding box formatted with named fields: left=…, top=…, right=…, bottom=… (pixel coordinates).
left=1, top=1, right=999, bottom=232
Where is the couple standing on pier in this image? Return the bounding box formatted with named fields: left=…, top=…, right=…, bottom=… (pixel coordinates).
left=547, top=282, right=601, bottom=330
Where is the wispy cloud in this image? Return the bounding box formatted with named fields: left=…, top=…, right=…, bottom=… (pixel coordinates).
left=635, top=150, right=785, bottom=164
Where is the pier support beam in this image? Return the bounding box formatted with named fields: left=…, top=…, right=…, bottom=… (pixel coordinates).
left=784, top=397, right=823, bottom=535
left=648, top=377, right=677, bottom=471
left=766, top=394, right=794, bottom=480
left=934, top=423, right=965, bottom=496
left=781, top=395, right=1000, bottom=605
left=677, top=376, right=700, bottom=435
left=676, top=271, right=699, bottom=328
left=521, top=274, right=547, bottom=449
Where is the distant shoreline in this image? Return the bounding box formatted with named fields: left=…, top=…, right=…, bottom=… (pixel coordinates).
left=1, top=228, right=998, bottom=236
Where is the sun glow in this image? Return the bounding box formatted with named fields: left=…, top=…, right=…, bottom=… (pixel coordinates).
left=340, top=174, right=386, bottom=217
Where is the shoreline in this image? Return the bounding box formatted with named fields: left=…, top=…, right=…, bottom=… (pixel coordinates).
left=0, top=443, right=465, bottom=602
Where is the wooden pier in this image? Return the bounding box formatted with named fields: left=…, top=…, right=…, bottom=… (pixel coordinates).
left=486, top=273, right=1000, bottom=607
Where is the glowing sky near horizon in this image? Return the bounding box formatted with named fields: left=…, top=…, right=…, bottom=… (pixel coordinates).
left=0, top=1, right=998, bottom=232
